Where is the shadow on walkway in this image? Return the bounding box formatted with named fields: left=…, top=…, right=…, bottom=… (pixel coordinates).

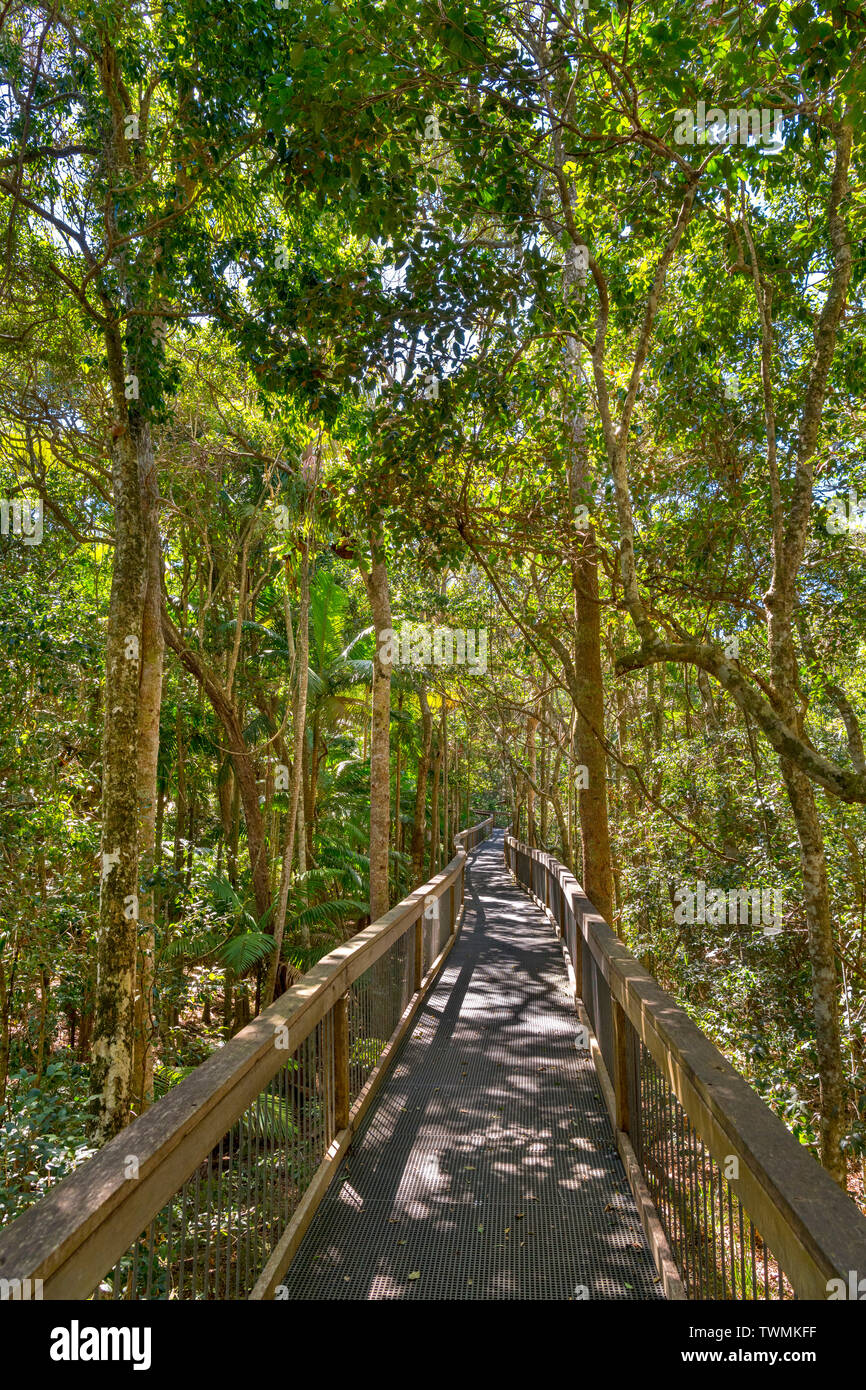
left=278, top=832, right=664, bottom=1300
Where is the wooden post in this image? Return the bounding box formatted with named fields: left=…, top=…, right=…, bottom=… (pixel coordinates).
left=334, top=993, right=350, bottom=1132
left=414, top=912, right=424, bottom=992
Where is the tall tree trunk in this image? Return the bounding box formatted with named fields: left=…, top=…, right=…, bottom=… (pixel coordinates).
left=267, top=761, right=280, bottom=901
left=172, top=709, right=186, bottom=918
left=539, top=700, right=548, bottom=848
left=772, top=647, right=846, bottom=1182
left=296, top=769, right=307, bottom=880
left=526, top=712, right=537, bottom=848
left=0, top=950, right=13, bottom=1110
left=441, top=699, right=449, bottom=858
left=552, top=791, right=571, bottom=872
left=264, top=540, right=310, bottom=1005
left=185, top=787, right=197, bottom=890
left=393, top=689, right=403, bottom=856
left=218, top=767, right=235, bottom=878
left=153, top=777, right=165, bottom=927
left=303, top=719, right=315, bottom=864
left=307, top=715, right=320, bottom=865
left=569, top=510, right=614, bottom=924
left=752, top=127, right=851, bottom=1183
left=563, top=240, right=614, bottom=925
left=91, top=410, right=149, bottom=1142
left=132, top=446, right=163, bottom=1114
left=465, top=737, right=471, bottom=829
left=229, top=775, right=240, bottom=890
left=451, top=733, right=460, bottom=848
left=226, top=724, right=270, bottom=923
left=360, top=534, right=393, bottom=921
left=411, top=682, right=433, bottom=884
left=35, top=966, right=49, bottom=1087
left=429, top=738, right=442, bottom=877
left=161, top=612, right=272, bottom=924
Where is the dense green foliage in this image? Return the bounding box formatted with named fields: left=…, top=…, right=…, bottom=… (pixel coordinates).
left=1, top=0, right=866, bottom=1214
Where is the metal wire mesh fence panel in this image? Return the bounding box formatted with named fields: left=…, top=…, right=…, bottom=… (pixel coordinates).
left=631, top=1042, right=794, bottom=1300
left=97, top=1018, right=334, bottom=1300
left=582, top=942, right=615, bottom=1084
left=347, top=931, right=413, bottom=1106
left=93, top=890, right=445, bottom=1299
left=96, top=917, right=429, bottom=1300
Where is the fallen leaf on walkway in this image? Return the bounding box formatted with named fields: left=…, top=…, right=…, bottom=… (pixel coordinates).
left=408, top=1271, right=420, bottom=1281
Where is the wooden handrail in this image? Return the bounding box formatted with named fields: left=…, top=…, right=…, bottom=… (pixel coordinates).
left=0, top=816, right=494, bottom=1299
left=454, top=815, right=493, bottom=851
left=504, top=833, right=866, bottom=1300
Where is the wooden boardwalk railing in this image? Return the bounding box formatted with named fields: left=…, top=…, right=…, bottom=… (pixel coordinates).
left=0, top=816, right=493, bottom=1300
left=505, top=832, right=866, bottom=1300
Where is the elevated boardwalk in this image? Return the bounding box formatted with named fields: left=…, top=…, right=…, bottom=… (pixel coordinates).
left=3, top=818, right=865, bottom=1302
left=279, top=832, right=662, bottom=1299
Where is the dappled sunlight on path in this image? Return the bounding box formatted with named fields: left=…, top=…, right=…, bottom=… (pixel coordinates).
left=279, top=832, right=663, bottom=1300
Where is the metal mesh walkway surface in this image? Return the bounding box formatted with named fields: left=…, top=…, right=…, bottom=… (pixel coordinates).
left=279, top=831, right=664, bottom=1300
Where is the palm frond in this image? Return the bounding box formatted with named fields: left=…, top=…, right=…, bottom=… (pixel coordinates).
left=219, top=930, right=275, bottom=974
left=340, top=625, right=374, bottom=658
left=243, top=711, right=274, bottom=745
left=293, top=898, right=368, bottom=930
left=306, top=667, right=325, bottom=697
left=317, top=830, right=370, bottom=860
